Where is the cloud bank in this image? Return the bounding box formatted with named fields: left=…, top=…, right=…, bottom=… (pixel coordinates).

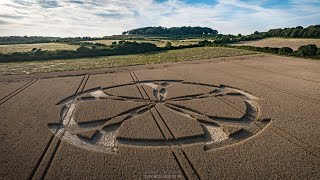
left=0, top=0, right=319, bottom=37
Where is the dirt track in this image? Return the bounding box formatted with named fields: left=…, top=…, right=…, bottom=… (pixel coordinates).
left=1, top=55, right=320, bottom=179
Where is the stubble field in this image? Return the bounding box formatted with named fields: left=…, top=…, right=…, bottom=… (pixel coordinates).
left=0, top=43, right=80, bottom=54
left=232, top=37, right=320, bottom=50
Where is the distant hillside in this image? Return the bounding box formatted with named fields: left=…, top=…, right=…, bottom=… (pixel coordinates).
left=122, top=26, right=218, bottom=36
left=0, top=36, right=100, bottom=45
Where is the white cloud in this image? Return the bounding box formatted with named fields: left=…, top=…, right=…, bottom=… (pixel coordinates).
left=0, top=0, right=319, bottom=37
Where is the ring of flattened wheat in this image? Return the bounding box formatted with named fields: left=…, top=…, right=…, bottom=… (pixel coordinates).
left=48, top=80, right=271, bottom=154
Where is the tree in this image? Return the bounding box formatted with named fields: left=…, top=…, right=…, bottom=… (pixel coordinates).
left=165, top=42, right=172, bottom=48
left=198, top=40, right=211, bottom=46
left=297, top=44, right=318, bottom=57
left=290, top=29, right=301, bottom=38
left=76, top=46, right=91, bottom=53
left=278, top=47, right=293, bottom=55
left=317, top=48, right=320, bottom=56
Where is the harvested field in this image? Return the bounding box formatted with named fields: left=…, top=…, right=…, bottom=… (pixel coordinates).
left=1, top=54, right=320, bottom=179
left=0, top=79, right=31, bottom=101
left=0, top=43, right=79, bottom=54
left=117, top=111, right=165, bottom=141
left=232, top=38, right=320, bottom=50
left=155, top=104, right=205, bottom=140
left=167, top=96, right=246, bottom=119
left=74, top=99, right=146, bottom=124
left=0, top=76, right=83, bottom=179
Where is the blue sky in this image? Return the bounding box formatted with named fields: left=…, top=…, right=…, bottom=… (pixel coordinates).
left=0, top=0, right=319, bottom=37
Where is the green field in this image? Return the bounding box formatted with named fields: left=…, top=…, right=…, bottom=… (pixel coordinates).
left=0, top=43, right=80, bottom=54
left=0, top=47, right=257, bottom=75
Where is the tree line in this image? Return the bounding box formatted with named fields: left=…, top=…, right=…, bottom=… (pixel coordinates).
left=267, top=25, right=320, bottom=38
left=214, top=25, right=320, bottom=44
left=0, top=41, right=201, bottom=62
left=122, top=26, right=218, bottom=36
left=233, top=44, right=320, bottom=58
left=1, top=39, right=319, bottom=62
left=212, top=25, right=320, bottom=45
left=198, top=40, right=320, bottom=59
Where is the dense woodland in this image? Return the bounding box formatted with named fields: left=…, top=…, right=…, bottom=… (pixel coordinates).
left=122, top=26, right=219, bottom=36
left=267, top=25, right=320, bottom=38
